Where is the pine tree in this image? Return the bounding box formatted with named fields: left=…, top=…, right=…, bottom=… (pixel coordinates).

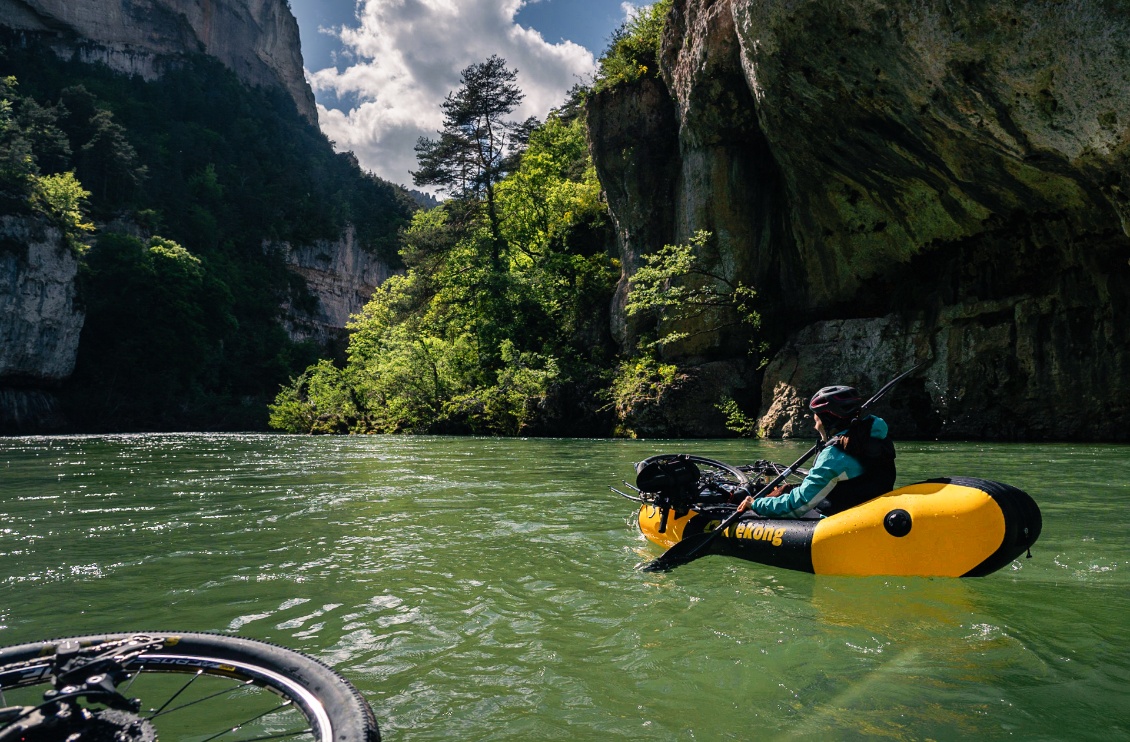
left=413, top=56, right=533, bottom=264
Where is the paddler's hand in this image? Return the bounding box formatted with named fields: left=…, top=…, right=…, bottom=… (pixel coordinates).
left=737, top=495, right=754, bottom=513
left=767, top=483, right=793, bottom=499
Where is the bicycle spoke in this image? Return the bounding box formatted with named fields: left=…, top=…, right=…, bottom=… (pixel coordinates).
left=229, top=731, right=313, bottom=742
left=145, top=668, right=203, bottom=717
left=120, top=669, right=140, bottom=694
left=146, top=677, right=255, bottom=719
left=198, top=699, right=308, bottom=742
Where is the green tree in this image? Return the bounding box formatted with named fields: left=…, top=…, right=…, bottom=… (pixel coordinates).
left=0, top=77, right=38, bottom=203
left=76, top=108, right=147, bottom=209
left=626, top=230, right=761, bottom=350
left=593, top=1, right=673, bottom=92
left=411, top=57, right=541, bottom=367
left=268, top=359, right=357, bottom=434
left=30, top=171, right=95, bottom=238
left=494, top=111, right=616, bottom=361
left=413, top=55, right=530, bottom=260
left=16, top=96, right=71, bottom=174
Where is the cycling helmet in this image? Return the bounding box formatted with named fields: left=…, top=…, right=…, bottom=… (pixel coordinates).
left=809, top=385, right=862, bottom=419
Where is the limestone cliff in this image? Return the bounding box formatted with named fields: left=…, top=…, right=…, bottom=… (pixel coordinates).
left=589, top=0, right=1130, bottom=441
left=269, top=226, right=396, bottom=348
left=0, top=217, right=84, bottom=433
left=587, top=77, right=680, bottom=352
left=0, top=0, right=316, bottom=123
left=0, top=7, right=406, bottom=432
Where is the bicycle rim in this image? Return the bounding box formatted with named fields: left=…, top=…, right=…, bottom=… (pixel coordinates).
left=0, top=632, right=380, bottom=742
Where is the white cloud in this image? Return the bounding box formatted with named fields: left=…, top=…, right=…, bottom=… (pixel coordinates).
left=621, top=2, right=644, bottom=22
left=308, top=0, right=597, bottom=191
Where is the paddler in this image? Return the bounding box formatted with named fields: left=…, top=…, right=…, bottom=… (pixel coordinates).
left=737, top=385, right=896, bottom=518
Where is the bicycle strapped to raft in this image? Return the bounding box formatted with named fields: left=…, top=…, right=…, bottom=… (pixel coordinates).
left=0, top=632, right=380, bottom=741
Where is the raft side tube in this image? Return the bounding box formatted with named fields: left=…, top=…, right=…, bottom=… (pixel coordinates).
left=713, top=516, right=817, bottom=573
left=934, top=477, right=1043, bottom=577
left=810, top=478, right=1039, bottom=577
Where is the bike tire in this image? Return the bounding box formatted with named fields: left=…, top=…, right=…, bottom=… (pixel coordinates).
left=0, top=631, right=380, bottom=742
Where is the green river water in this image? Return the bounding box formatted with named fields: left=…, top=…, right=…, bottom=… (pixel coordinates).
left=1, top=434, right=1127, bottom=740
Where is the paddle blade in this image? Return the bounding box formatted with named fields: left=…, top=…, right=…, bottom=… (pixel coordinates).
left=639, top=531, right=718, bottom=572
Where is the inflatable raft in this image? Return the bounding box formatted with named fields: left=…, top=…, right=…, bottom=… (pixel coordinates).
left=617, top=456, right=1042, bottom=577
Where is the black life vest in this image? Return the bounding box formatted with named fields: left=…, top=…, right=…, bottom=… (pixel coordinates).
left=818, top=415, right=896, bottom=516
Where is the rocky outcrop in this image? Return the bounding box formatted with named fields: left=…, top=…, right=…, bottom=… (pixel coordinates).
left=755, top=226, right=1129, bottom=442
left=661, top=1, right=802, bottom=326
left=587, top=0, right=1130, bottom=441
left=0, top=216, right=84, bottom=433
left=617, top=359, right=754, bottom=438
left=269, top=226, right=397, bottom=348
left=586, top=77, right=681, bottom=352
left=727, top=0, right=1130, bottom=307
left=0, top=0, right=316, bottom=123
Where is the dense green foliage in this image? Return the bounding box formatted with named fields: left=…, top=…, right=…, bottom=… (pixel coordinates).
left=626, top=230, right=761, bottom=349
left=271, top=84, right=619, bottom=435
left=0, top=38, right=415, bottom=431
left=592, top=1, right=673, bottom=92
left=269, top=54, right=766, bottom=437
left=0, top=76, right=94, bottom=241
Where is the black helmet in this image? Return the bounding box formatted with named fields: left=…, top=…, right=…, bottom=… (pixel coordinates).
left=809, top=385, right=862, bottom=419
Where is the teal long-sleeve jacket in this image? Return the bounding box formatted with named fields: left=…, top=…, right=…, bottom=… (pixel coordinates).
left=749, top=416, right=890, bottom=518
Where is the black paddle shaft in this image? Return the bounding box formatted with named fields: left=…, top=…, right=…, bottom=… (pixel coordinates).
left=639, top=363, right=925, bottom=573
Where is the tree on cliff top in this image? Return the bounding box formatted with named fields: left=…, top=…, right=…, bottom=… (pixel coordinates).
left=592, top=0, right=672, bottom=92
left=413, top=55, right=536, bottom=264
left=0, top=76, right=93, bottom=241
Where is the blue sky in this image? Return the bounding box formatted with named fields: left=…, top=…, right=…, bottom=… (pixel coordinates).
left=287, top=0, right=643, bottom=190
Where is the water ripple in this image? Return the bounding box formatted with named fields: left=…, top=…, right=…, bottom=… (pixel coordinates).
left=0, top=434, right=1127, bottom=740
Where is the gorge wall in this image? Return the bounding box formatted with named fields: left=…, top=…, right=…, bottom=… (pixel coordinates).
left=0, top=0, right=316, bottom=123
left=270, top=226, right=396, bottom=350
left=0, top=3, right=402, bottom=433
left=0, top=217, right=83, bottom=433
left=588, top=0, right=1130, bottom=441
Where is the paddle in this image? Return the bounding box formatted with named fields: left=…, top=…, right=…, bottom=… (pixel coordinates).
left=639, top=363, right=925, bottom=573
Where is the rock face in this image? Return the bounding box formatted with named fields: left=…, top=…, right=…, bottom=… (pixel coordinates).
left=587, top=0, right=1130, bottom=441
left=0, top=216, right=84, bottom=433
left=0, top=1, right=379, bottom=433
left=587, top=77, right=681, bottom=352
left=270, top=226, right=397, bottom=348
left=0, top=0, right=316, bottom=123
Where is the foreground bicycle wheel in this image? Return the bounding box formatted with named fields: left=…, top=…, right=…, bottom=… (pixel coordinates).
left=0, top=632, right=379, bottom=741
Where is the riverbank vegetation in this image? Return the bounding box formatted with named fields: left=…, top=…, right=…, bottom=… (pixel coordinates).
left=268, top=9, right=761, bottom=437
left=270, top=59, right=619, bottom=435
